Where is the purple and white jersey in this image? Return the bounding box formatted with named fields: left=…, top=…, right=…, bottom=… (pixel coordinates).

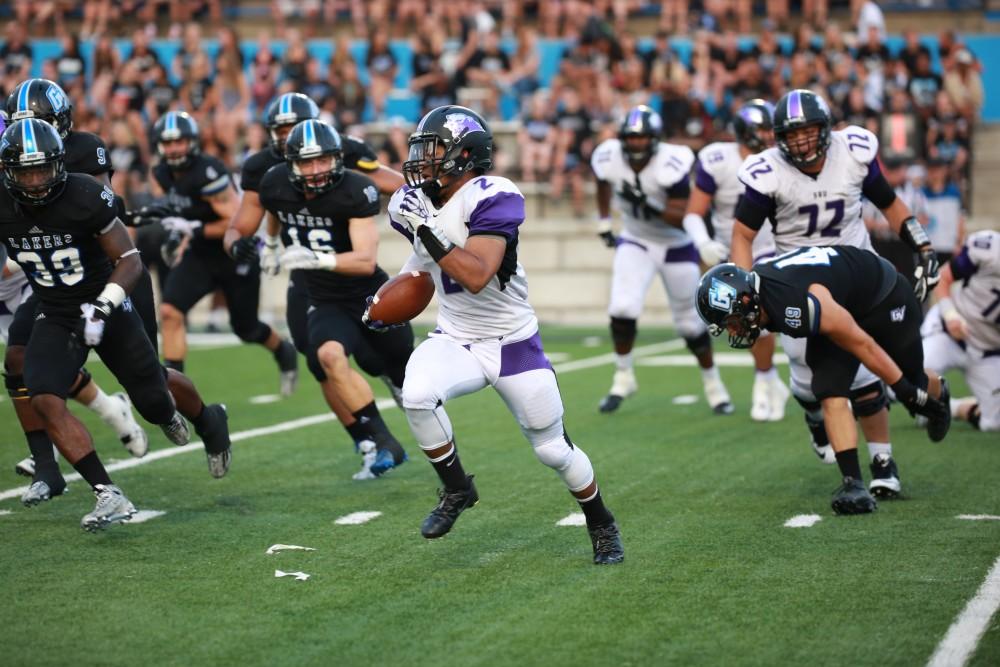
left=591, top=138, right=694, bottom=246
left=0, top=245, right=30, bottom=305
left=388, top=176, right=537, bottom=341
left=694, top=141, right=775, bottom=257
left=950, top=230, right=1000, bottom=351
left=737, top=126, right=879, bottom=253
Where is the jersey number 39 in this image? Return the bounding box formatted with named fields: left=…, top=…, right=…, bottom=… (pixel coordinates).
left=16, top=247, right=84, bottom=287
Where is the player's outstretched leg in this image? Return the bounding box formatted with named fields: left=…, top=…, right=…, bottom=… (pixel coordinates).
left=600, top=317, right=638, bottom=413
left=69, top=370, right=148, bottom=458
left=851, top=382, right=900, bottom=499
left=165, top=368, right=231, bottom=478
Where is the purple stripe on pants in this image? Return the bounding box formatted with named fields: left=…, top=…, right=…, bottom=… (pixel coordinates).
left=664, top=243, right=699, bottom=264
left=499, top=332, right=553, bottom=377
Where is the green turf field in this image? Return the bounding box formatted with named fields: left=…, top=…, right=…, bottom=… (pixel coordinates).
left=1, top=327, right=997, bottom=667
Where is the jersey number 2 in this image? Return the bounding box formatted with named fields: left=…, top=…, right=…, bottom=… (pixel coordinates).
left=16, top=248, right=84, bottom=287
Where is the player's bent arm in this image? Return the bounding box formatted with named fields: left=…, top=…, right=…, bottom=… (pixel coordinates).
left=333, top=216, right=379, bottom=276
left=933, top=262, right=956, bottom=301
left=879, top=196, right=916, bottom=238
left=223, top=189, right=266, bottom=253
left=731, top=221, right=757, bottom=269
left=202, top=186, right=239, bottom=240
left=98, top=221, right=144, bottom=295
left=809, top=284, right=906, bottom=385
left=361, top=165, right=405, bottom=196
left=436, top=235, right=507, bottom=294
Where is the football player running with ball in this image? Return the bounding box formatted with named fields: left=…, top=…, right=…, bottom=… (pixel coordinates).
left=683, top=99, right=790, bottom=422
left=374, top=105, right=623, bottom=564
left=697, top=248, right=950, bottom=514
left=0, top=119, right=188, bottom=530
left=591, top=105, right=732, bottom=416
left=258, top=119, right=411, bottom=479
left=730, top=89, right=941, bottom=499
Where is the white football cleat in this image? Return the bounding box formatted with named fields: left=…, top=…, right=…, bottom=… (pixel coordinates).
left=81, top=484, right=136, bottom=532
left=111, top=393, right=149, bottom=458
left=599, top=368, right=638, bottom=413
left=703, top=374, right=733, bottom=415
left=352, top=440, right=378, bottom=481
left=750, top=377, right=771, bottom=422
left=812, top=441, right=837, bottom=464
left=767, top=378, right=791, bottom=422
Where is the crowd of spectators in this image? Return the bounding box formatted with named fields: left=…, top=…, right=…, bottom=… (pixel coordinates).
left=0, top=1, right=985, bottom=242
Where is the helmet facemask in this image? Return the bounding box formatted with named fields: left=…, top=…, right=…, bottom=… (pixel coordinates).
left=157, top=137, right=195, bottom=169
left=290, top=153, right=343, bottom=194
left=3, top=159, right=66, bottom=205
left=621, top=133, right=655, bottom=164
left=268, top=123, right=295, bottom=157
left=403, top=133, right=467, bottom=198
left=776, top=123, right=829, bottom=169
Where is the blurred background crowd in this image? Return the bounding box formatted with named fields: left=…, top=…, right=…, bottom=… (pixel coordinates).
left=0, top=0, right=990, bottom=260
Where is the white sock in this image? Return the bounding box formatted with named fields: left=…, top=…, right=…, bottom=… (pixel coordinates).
left=756, top=367, right=778, bottom=382
left=86, top=388, right=122, bottom=426
left=700, top=365, right=720, bottom=382
left=867, top=442, right=892, bottom=462
left=615, top=352, right=633, bottom=372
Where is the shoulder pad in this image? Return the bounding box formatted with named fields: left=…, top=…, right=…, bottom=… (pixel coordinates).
left=590, top=139, right=620, bottom=179
left=654, top=143, right=695, bottom=187
left=737, top=149, right=781, bottom=195
left=966, top=230, right=1000, bottom=268
left=835, top=125, right=879, bottom=165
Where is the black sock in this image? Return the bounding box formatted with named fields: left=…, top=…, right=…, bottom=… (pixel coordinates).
left=189, top=403, right=209, bottom=432
left=578, top=489, right=615, bottom=529
left=345, top=420, right=371, bottom=444
left=26, top=430, right=61, bottom=479
left=71, top=451, right=113, bottom=489
left=164, top=359, right=185, bottom=374
left=835, top=448, right=863, bottom=480
left=430, top=444, right=470, bottom=491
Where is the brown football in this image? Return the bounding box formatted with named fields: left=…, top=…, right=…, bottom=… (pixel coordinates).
left=367, top=271, right=435, bottom=325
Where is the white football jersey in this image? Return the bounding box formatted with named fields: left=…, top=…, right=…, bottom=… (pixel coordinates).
left=387, top=176, right=537, bottom=341
left=737, top=126, right=878, bottom=253
left=952, top=230, right=1000, bottom=351
left=0, top=257, right=29, bottom=304
left=591, top=138, right=694, bottom=246
left=694, top=141, right=775, bottom=257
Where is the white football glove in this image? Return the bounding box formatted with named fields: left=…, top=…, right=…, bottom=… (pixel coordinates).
left=261, top=235, right=281, bottom=276
left=696, top=239, right=729, bottom=266
left=79, top=301, right=111, bottom=347
left=160, top=216, right=204, bottom=237
left=396, top=190, right=430, bottom=233
left=280, top=245, right=338, bottom=271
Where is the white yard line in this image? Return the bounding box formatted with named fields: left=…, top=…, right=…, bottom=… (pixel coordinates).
left=957, top=515, right=1000, bottom=521
left=334, top=511, right=383, bottom=525
left=783, top=514, right=822, bottom=528
left=0, top=340, right=688, bottom=504
left=128, top=510, right=166, bottom=524
left=556, top=512, right=587, bottom=526
left=927, top=554, right=1000, bottom=667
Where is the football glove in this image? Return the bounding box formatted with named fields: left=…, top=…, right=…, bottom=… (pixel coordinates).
left=618, top=182, right=646, bottom=208
left=230, top=236, right=260, bottom=264
left=160, top=229, right=187, bottom=266
left=280, top=245, right=338, bottom=271
left=361, top=295, right=406, bottom=333
left=891, top=377, right=948, bottom=421
left=899, top=216, right=940, bottom=302
left=160, top=216, right=204, bottom=237
left=261, top=235, right=281, bottom=276
left=596, top=218, right=617, bottom=248
left=78, top=299, right=114, bottom=347
left=123, top=202, right=175, bottom=228
left=396, top=190, right=430, bottom=233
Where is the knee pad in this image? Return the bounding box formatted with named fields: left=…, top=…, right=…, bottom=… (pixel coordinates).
left=533, top=434, right=595, bottom=492
left=67, top=367, right=93, bottom=399
left=850, top=381, right=889, bottom=418
left=609, top=317, right=637, bottom=348
left=234, top=321, right=271, bottom=345
left=4, top=371, right=27, bottom=400
left=404, top=406, right=453, bottom=449
left=684, top=331, right=712, bottom=357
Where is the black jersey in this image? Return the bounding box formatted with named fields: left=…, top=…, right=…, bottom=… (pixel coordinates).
left=0, top=175, right=119, bottom=313
left=754, top=246, right=898, bottom=338
left=240, top=136, right=379, bottom=194
left=152, top=154, right=232, bottom=256
left=63, top=130, right=113, bottom=177
left=258, top=165, right=385, bottom=302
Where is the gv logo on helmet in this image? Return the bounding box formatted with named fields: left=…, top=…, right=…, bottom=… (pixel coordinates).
left=708, top=278, right=737, bottom=312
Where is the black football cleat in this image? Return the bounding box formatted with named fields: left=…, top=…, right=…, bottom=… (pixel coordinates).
left=868, top=454, right=902, bottom=500
left=421, top=475, right=478, bottom=539
left=198, top=404, right=232, bottom=479
left=927, top=378, right=951, bottom=443
left=588, top=522, right=624, bottom=565
left=598, top=394, right=625, bottom=413
left=831, top=477, right=878, bottom=515
left=275, top=339, right=299, bottom=398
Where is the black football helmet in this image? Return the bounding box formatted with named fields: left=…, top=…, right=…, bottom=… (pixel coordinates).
left=284, top=119, right=344, bottom=194
left=618, top=105, right=662, bottom=164
left=773, top=89, right=832, bottom=169
left=5, top=78, right=74, bottom=138
left=403, top=105, right=493, bottom=197
left=152, top=111, right=200, bottom=170
left=696, top=263, right=762, bottom=349
left=733, top=99, right=775, bottom=152
left=264, top=92, right=320, bottom=157
left=0, top=118, right=68, bottom=205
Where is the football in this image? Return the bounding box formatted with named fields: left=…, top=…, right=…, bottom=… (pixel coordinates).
left=367, top=271, right=435, bottom=325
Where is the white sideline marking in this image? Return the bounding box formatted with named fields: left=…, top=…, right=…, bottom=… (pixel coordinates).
left=274, top=569, right=310, bottom=581
left=0, top=341, right=682, bottom=504
left=335, top=511, right=382, bottom=525
left=545, top=352, right=571, bottom=363
left=957, top=515, right=1000, bottom=521
left=556, top=512, right=586, bottom=526
left=639, top=352, right=790, bottom=367
left=784, top=514, right=822, bottom=528
left=266, top=544, right=316, bottom=555
left=0, top=509, right=11, bottom=516
left=582, top=336, right=602, bottom=348
left=927, top=554, right=1000, bottom=667
left=249, top=394, right=282, bottom=405
left=672, top=394, right=699, bottom=405
left=129, top=510, right=166, bottom=524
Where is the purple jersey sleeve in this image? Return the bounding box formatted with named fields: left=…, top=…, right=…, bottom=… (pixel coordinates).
left=694, top=160, right=718, bottom=194
left=468, top=191, right=525, bottom=240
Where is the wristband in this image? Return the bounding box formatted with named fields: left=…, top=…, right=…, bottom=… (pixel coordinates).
left=265, top=234, right=279, bottom=249
left=416, top=224, right=454, bottom=263
left=98, top=282, right=127, bottom=310
left=596, top=216, right=612, bottom=235
left=900, top=216, right=930, bottom=252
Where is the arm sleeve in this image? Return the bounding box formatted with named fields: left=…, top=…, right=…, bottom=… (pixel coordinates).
left=950, top=247, right=978, bottom=280
left=467, top=191, right=525, bottom=241
left=733, top=185, right=773, bottom=231
left=860, top=160, right=897, bottom=209
left=693, top=159, right=718, bottom=195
